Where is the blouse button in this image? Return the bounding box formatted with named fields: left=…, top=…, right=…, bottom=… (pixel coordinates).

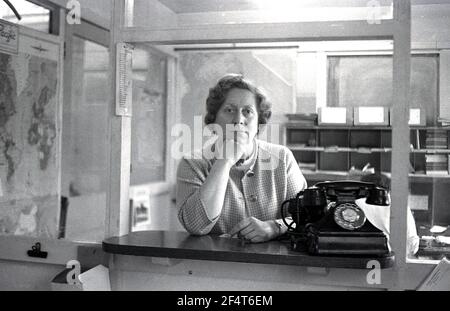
left=249, top=194, right=257, bottom=202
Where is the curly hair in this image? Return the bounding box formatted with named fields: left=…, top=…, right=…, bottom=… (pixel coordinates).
left=360, top=173, right=391, bottom=191
left=204, top=74, right=272, bottom=126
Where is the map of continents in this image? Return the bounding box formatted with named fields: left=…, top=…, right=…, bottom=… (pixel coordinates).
left=0, top=51, right=59, bottom=238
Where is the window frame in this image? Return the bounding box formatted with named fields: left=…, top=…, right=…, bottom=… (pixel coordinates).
left=321, top=50, right=448, bottom=266
left=108, top=0, right=439, bottom=290
left=0, top=8, right=116, bottom=267
left=0, top=0, right=443, bottom=291
left=62, top=18, right=112, bottom=242
left=1, top=0, right=60, bottom=35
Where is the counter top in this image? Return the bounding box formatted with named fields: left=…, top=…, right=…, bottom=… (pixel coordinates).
left=103, top=231, right=395, bottom=269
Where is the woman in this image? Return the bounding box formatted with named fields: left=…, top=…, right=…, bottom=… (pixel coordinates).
left=176, top=74, right=307, bottom=242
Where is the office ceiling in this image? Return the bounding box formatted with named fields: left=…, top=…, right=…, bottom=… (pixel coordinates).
left=159, top=0, right=450, bottom=14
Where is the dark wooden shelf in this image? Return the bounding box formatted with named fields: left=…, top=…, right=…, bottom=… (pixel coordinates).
left=289, top=145, right=450, bottom=155
left=285, top=124, right=449, bottom=131
left=288, top=145, right=392, bottom=153
left=301, top=171, right=450, bottom=183
left=103, top=231, right=395, bottom=269
left=412, top=149, right=450, bottom=154
left=287, top=125, right=450, bottom=179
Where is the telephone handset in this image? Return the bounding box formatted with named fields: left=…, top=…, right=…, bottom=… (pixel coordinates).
left=281, top=180, right=391, bottom=256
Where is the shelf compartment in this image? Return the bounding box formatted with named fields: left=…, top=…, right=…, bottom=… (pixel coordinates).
left=292, top=150, right=316, bottom=168
left=350, top=130, right=382, bottom=148
left=287, top=129, right=316, bottom=147
left=350, top=153, right=381, bottom=172
left=319, top=152, right=349, bottom=171
left=287, top=145, right=392, bottom=153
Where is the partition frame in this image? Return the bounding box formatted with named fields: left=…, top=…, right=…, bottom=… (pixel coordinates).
left=107, top=0, right=435, bottom=290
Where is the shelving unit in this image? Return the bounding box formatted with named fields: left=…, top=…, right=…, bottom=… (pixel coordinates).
left=285, top=123, right=450, bottom=225
left=285, top=124, right=450, bottom=183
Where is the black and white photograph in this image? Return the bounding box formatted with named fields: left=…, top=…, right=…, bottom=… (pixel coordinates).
left=0, top=0, right=450, bottom=297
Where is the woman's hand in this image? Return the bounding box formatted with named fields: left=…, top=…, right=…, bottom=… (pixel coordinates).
left=214, top=133, right=249, bottom=166
left=229, top=217, right=278, bottom=243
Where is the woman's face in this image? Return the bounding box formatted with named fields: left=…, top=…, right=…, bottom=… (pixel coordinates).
left=214, top=88, right=259, bottom=146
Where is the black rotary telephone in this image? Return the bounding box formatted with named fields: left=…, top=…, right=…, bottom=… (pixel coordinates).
left=281, top=181, right=391, bottom=256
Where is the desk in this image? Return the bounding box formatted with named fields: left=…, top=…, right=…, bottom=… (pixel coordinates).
left=103, top=231, right=396, bottom=290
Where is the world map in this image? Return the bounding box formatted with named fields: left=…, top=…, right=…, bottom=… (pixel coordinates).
left=0, top=51, right=59, bottom=238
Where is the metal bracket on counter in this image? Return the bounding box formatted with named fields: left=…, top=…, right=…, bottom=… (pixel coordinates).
left=27, top=242, right=48, bottom=259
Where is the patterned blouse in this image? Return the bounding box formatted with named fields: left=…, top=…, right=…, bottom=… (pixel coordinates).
left=176, top=139, right=307, bottom=235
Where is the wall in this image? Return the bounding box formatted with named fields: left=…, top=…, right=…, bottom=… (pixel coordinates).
left=412, top=4, right=450, bottom=46
left=294, top=4, right=450, bottom=116
left=148, top=192, right=184, bottom=231
left=109, top=254, right=394, bottom=291
left=177, top=50, right=297, bottom=148
left=48, top=0, right=111, bottom=28
left=326, top=55, right=438, bottom=125
left=0, top=236, right=107, bottom=291
left=0, top=260, right=64, bottom=290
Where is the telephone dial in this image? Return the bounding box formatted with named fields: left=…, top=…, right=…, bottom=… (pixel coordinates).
left=281, top=181, right=391, bottom=256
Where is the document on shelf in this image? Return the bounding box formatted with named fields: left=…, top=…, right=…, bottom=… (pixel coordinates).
left=78, top=265, right=111, bottom=291
left=417, top=257, right=450, bottom=291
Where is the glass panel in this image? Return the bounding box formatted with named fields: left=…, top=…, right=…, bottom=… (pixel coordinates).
left=410, top=129, right=450, bottom=260
left=129, top=45, right=170, bottom=233
left=61, top=36, right=110, bottom=242
left=166, top=40, right=398, bottom=257
left=0, top=0, right=51, bottom=33
left=326, top=52, right=442, bottom=259
left=124, top=0, right=394, bottom=29
left=411, top=71, right=450, bottom=260
left=130, top=46, right=168, bottom=185
left=407, top=3, right=450, bottom=261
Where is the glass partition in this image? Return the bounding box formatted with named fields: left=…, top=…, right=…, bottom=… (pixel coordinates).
left=134, top=41, right=402, bottom=239
left=128, top=45, right=180, bottom=232
left=61, top=36, right=110, bottom=242
left=112, top=0, right=422, bottom=267
left=122, top=0, right=393, bottom=30
left=130, top=45, right=168, bottom=186
left=405, top=3, right=450, bottom=261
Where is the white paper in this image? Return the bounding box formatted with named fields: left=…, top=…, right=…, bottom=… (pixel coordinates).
left=355, top=198, right=420, bottom=256
left=356, top=198, right=390, bottom=233
left=430, top=225, right=448, bottom=234
left=436, top=236, right=450, bottom=244
left=358, top=107, right=385, bottom=123
left=417, top=257, right=450, bottom=291
left=409, top=109, right=421, bottom=125
left=78, top=265, right=111, bottom=291
left=320, top=107, right=346, bottom=124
